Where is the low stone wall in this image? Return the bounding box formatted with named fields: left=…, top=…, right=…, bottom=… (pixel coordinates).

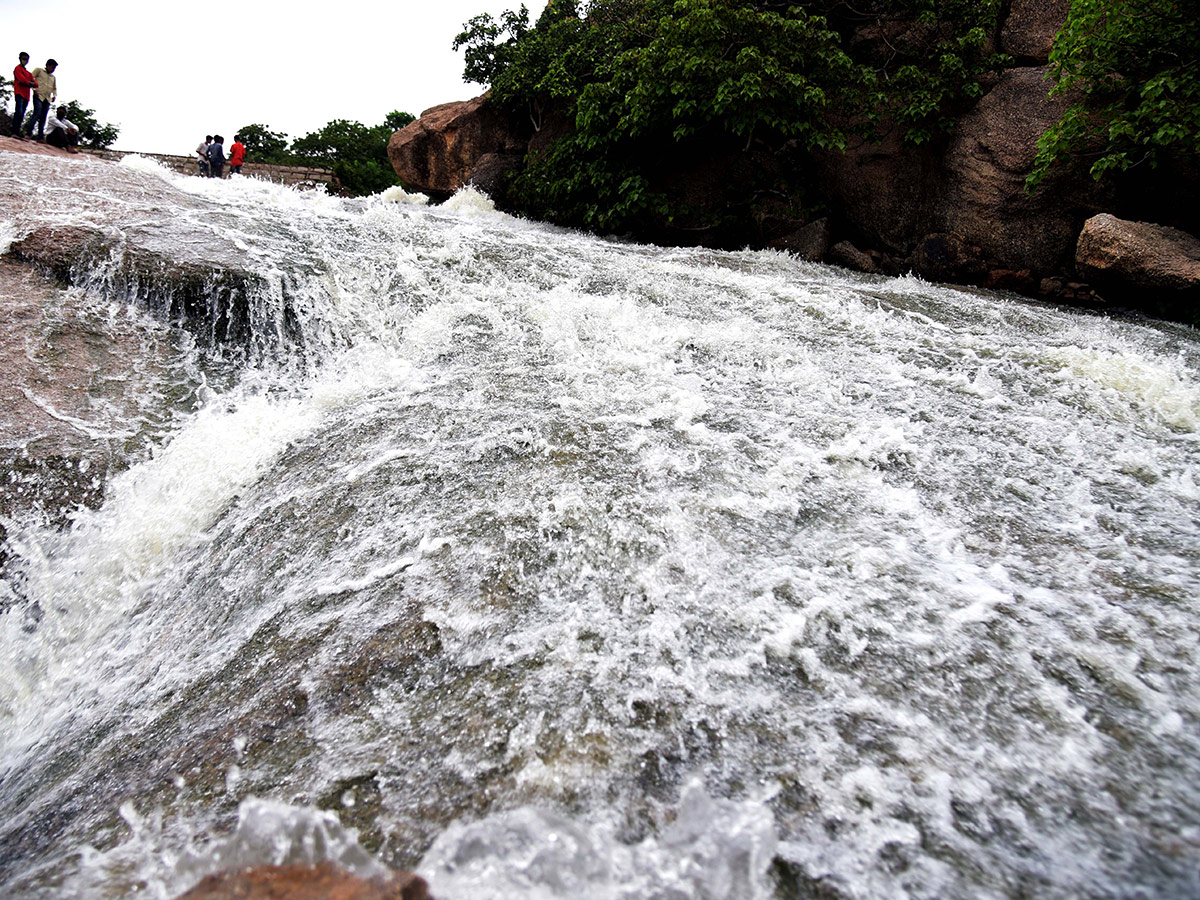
left=82, top=149, right=337, bottom=190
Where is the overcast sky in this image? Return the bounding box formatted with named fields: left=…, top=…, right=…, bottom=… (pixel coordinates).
left=4, top=0, right=548, bottom=156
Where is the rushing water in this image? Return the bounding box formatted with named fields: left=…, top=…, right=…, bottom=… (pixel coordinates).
left=1, top=154, right=1198, bottom=900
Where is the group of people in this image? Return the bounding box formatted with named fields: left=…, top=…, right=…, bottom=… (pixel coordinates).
left=10, top=52, right=78, bottom=151
left=195, top=134, right=246, bottom=178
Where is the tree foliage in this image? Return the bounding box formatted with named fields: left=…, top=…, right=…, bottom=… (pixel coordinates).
left=384, top=110, right=416, bottom=131
left=234, top=123, right=291, bottom=164
left=61, top=101, right=120, bottom=149
left=232, top=112, right=413, bottom=197
left=291, top=118, right=400, bottom=196
left=1027, top=0, right=1200, bottom=191
left=455, top=0, right=1007, bottom=233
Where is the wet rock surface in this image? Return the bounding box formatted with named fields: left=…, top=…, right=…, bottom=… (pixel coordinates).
left=1077, top=214, right=1200, bottom=291
left=937, top=66, right=1112, bottom=274
left=0, top=256, right=196, bottom=576
left=174, top=861, right=429, bottom=900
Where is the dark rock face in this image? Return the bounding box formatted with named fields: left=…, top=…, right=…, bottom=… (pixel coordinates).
left=1000, top=0, right=1072, bottom=63
left=174, top=861, right=429, bottom=900
left=912, top=232, right=988, bottom=284
left=387, top=95, right=525, bottom=196
left=769, top=218, right=831, bottom=261
left=811, top=126, right=940, bottom=255
left=828, top=240, right=878, bottom=274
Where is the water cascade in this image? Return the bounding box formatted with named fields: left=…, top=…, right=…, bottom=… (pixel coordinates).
left=1, top=154, right=1198, bottom=900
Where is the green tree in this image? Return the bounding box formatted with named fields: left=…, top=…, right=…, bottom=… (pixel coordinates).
left=234, top=123, right=291, bottom=163
left=1027, top=0, right=1200, bottom=191
left=61, top=100, right=119, bottom=149
left=290, top=114, right=412, bottom=196
left=384, top=110, right=416, bottom=131
left=457, top=0, right=1007, bottom=235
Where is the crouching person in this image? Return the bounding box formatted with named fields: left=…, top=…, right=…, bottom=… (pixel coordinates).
left=46, top=106, right=79, bottom=152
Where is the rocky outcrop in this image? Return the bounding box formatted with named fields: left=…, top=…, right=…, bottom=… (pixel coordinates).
left=810, top=125, right=939, bottom=255
left=1000, top=0, right=1071, bottom=63
left=387, top=95, right=525, bottom=196
left=1076, top=214, right=1200, bottom=314
left=174, top=861, right=429, bottom=900
left=936, top=66, right=1112, bottom=274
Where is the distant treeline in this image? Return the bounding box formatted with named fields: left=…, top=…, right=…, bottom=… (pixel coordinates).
left=234, top=112, right=415, bottom=196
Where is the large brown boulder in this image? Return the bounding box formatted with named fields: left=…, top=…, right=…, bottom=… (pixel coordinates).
left=937, top=66, right=1112, bottom=273
left=387, top=95, right=524, bottom=195
left=175, top=861, right=428, bottom=900
left=1076, top=214, right=1200, bottom=300
left=1000, top=0, right=1071, bottom=63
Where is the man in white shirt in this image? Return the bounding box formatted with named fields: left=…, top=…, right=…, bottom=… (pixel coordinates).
left=196, top=135, right=211, bottom=176
left=45, top=106, right=79, bottom=152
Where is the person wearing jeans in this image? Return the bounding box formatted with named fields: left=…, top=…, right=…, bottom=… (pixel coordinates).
left=24, top=58, right=57, bottom=141
left=10, top=52, right=37, bottom=137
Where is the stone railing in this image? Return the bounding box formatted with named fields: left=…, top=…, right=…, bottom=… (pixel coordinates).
left=82, top=149, right=337, bottom=190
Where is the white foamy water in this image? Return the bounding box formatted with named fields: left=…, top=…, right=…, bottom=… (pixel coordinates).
left=1, top=155, right=1198, bottom=900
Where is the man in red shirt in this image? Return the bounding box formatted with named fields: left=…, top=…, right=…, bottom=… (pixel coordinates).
left=10, top=52, right=38, bottom=138
left=229, top=135, right=246, bottom=175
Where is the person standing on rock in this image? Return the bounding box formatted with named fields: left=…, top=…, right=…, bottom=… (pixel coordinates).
left=228, top=134, right=245, bottom=175
left=24, top=58, right=57, bottom=141
left=207, top=134, right=225, bottom=178
left=10, top=53, right=38, bottom=138
left=45, top=106, right=79, bottom=152
left=195, top=135, right=211, bottom=176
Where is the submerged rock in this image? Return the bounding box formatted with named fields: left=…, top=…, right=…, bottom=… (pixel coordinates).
left=10, top=223, right=280, bottom=345
left=174, top=861, right=429, bottom=900
left=768, top=217, right=831, bottom=261
left=0, top=257, right=195, bottom=577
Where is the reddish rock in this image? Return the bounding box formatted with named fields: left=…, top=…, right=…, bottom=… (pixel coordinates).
left=174, top=861, right=429, bottom=900
left=0, top=134, right=80, bottom=158
left=983, top=268, right=1036, bottom=292
left=1000, top=0, right=1071, bottom=63
left=937, top=66, right=1111, bottom=273
left=387, top=95, right=523, bottom=195
left=1076, top=214, right=1200, bottom=292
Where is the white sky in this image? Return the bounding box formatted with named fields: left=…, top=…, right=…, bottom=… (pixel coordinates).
left=3, top=0, right=548, bottom=156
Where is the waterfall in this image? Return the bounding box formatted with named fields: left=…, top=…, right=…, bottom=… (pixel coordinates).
left=1, top=153, right=1198, bottom=900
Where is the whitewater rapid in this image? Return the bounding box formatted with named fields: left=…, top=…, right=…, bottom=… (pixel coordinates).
left=0, top=154, right=1198, bottom=900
